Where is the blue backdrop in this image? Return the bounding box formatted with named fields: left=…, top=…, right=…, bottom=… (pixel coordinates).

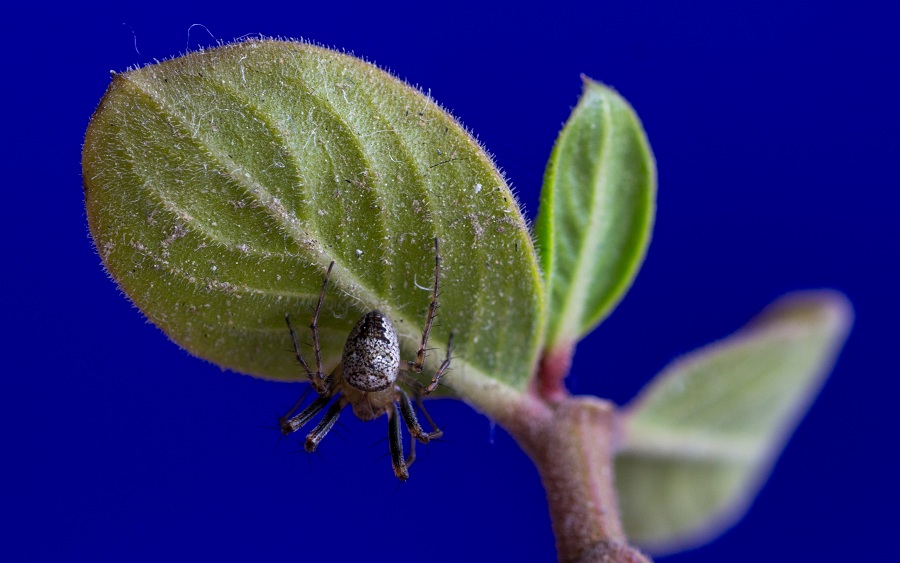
left=5, top=1, right=897, bottom=561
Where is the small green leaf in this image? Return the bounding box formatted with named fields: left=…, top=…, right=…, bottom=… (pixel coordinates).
left=83, top=39, right=543, bottom=401
left=614, top=291, right=853, bottom=553
left=535, top=77, right=655, bottom=353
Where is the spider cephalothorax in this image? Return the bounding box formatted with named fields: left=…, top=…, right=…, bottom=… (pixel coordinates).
left=280, top=239, right=452, bottom=481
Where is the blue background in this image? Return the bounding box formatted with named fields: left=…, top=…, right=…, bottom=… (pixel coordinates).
left=4, top=1, right=897, bottom=561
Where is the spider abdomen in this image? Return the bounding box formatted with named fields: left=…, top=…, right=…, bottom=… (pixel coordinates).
left=342, top=310, right=401, bottom=392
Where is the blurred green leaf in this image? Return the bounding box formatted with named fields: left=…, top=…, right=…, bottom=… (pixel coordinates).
left=535, top=77, right=655, bottom=353
left=615, top=291, right=852, bottom=553
left=83, top=39, right=543, bottom=397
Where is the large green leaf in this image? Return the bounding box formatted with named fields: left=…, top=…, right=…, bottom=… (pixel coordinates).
left=83, top=39, right=543, bottom=400
left=614, top=291, right=853, bottom=553
left=534, top=78, right=655, bottom=353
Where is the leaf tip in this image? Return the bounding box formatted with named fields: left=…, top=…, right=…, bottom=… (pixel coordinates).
left=749, top=289, right=854, bottom=344
left=578, top=74, right=616, bottom=97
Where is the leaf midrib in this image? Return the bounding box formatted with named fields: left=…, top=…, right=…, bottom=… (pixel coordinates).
left=556, top=94, right=615, bottom=341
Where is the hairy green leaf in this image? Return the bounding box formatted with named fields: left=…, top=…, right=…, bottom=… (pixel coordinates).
left=535, top=78, right=655, bottom=353
left=614, top=291, right=853, bottom=553
left=83, top=39, right=543, bottom=400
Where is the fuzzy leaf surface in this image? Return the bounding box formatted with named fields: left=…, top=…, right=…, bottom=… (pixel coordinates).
left=615, top=291, right=853, bottom=553
left=83, top=40, right=543, bottom=400
left=535, top=78, right=655, bottom=353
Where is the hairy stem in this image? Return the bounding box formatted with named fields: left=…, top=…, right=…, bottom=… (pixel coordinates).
left=485, top=357, right=650, bottom=563
left=509, top=396, right=649, bottom=563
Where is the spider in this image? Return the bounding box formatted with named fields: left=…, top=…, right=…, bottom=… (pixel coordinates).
left=280, top=238, right=452, bottom=481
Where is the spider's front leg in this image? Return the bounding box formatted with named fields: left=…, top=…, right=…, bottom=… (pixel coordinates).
left=285, top=261, right=335, bottom=395
left=280, top=261, right=336, bottom=433
left=423, top=331, right=453, bottom=395
left=395, top=330, right=452, bottom=469
left=406, top=238, right=442, bottom=375
left=402, top=238, right=452, bottom=396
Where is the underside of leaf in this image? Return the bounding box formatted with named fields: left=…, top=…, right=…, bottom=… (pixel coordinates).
left=614, top=291, right=853, bottom=553
left=83, top=39, right=543, bottom=400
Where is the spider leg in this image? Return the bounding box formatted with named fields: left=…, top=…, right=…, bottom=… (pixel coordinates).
left=397, top=386, right=442, bottom=444
left=398, top=372, right=443, bottom=435
left=388, top=403, right=409, bottom=481
left=397, top=386, right=444, bottom=469
left=406, top=238, right=441, bottom=373
left=281, top=394, right=331, bottom=436
left=423, top=331, right=453, bottom=395
left=414, top=394, right=443, bottom=440
left=279, top=384, right=312, bottom=424
left=304, top=397, right=345, bottom=453
left=308, top=261, right=335, bottom=393
left=285, top=261, right=334, bottom=394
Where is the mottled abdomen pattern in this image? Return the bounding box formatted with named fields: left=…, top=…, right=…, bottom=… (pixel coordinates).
left=342, top=311, right=401, bottom=391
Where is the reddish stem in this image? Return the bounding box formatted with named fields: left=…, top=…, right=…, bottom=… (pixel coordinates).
left=535, top=344, right=575, bottom=403
left=497, top=349, right=650, bottom=562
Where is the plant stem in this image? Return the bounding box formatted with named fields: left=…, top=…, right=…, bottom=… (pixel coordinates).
left=456, top=349, right=650, bottom=561
left=507, top=396, right=650, bottom=563
left=466, top=347, right=651, bottom=563
left=536, top=344, right=575, bottom=403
